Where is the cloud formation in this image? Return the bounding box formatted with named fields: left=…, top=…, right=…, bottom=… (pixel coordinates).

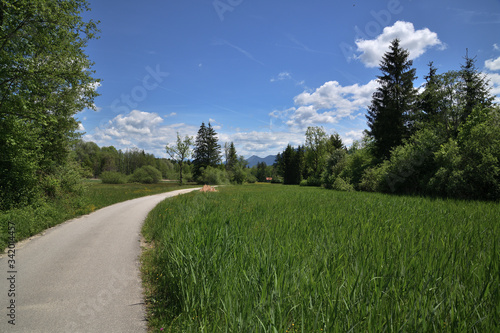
left=485, top=56, right=500, bottom=71
left=84, top=110, right=198, bottom=157
left=271, top=80, right=378, bottom=128
left=355, top=21, right=444, bottom=68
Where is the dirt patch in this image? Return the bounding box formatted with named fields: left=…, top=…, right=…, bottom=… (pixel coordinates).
left=200, top=184, right=218, bottom=192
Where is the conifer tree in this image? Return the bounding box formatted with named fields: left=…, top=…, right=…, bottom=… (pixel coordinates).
left=459, top=52, right=493, bottom=123
left=366, top=39, right=418, bottom=160
left=193, top=122, right=221, bottom=177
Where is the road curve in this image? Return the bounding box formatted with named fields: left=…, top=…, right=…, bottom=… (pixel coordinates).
left=0, top=188, right=200, bottom=333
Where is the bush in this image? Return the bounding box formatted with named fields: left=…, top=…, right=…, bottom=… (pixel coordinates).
left=300, top=176, right=322, bottom=187
left=382, top=127, right=443, bottom=194
left=198, top=166, right=229, bottom=185
left=331, top=177, right=355, bottom=192
left=129, top=166, right=162, bottom=184
left=321, top=149, right=348, bottom=189
left=100, top=171, right=128, bottom=184
left=359, top=162, right=390, bottom=192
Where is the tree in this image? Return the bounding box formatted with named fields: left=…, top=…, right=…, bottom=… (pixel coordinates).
left=226, top=142, right=238, bottom=172
left=459, top=52, right=494, bottom=123
left=419, top=62, right=441, bottom=125
left=326, top=132, right=345, bottom=154
left=282, top=145, right=304, bottom=185
left=0, top=0, right=100, bottom=209
left=193, top=122, right=221, bottom=179
left=166, top=133, right=194, bottom=184
left=305, top=126, right=328, bottom=179
left=366, top=39, right=418, bottom=160
left=255, top=162, right=267, bottom=182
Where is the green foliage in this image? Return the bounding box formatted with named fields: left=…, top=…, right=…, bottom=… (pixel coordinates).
left=142, top=185, right=500, bottom=332
left=321, top=149, right=348, bottom=189
left=193, top=122, right=222, bottom=178
left=129, top=165, right=162, bottom=184
left=100, top=171, right=127, bottom=184
left=304, top=126, right=328, bottom=178
left=366, top=39, right=418, bottom=160
left=359, top=161, right=390, bottom=192
left=0, top=0, right=99, bottom=209
left=331, top=176, right=355, bottom=191
left=197, top=166, right=229, bottom=185
left=382, top=127, right=443, bottom=194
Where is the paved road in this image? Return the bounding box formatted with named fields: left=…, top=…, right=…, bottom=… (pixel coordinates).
left=0, top=188, right=200, bottom=333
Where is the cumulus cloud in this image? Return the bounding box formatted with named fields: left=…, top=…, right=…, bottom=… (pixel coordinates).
left=485, top=56, right=500, bottom=71
left=84, top=110, right=198, bottom=157
left=272, top=80, right=378, bottom=128
left=485, top=72, right=500, bottom=103
left=355, top=21, right=444, bottom=68
left=221, top=131, right=304, bottom=157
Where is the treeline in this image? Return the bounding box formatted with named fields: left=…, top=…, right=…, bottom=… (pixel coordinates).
left=274, top=39, right=499, bottom=201
left=73, top=141, right=176, bottom=179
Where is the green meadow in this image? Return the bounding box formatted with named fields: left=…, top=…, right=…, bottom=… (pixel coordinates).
left=141, top=184, right=499, bottom=332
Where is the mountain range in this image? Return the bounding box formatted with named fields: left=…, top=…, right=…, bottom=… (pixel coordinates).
left=245, top=155, right=277, bottom=168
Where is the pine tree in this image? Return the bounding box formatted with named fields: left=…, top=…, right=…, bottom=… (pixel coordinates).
left=193, top=122, right=221, bottom=177
left=226, top=142, right=238, bottom=172
left=419, top=62, right=441, bottom=125
left=459, top=52, right=494, bottom=123
left=366, top=39, right=418, bottom=160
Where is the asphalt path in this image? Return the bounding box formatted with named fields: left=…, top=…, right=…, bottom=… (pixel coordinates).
left=0, top=188, right=200, bottom=332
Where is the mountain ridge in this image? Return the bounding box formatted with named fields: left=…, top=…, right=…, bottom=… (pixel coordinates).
left=245, top=155, right=277, bottom=168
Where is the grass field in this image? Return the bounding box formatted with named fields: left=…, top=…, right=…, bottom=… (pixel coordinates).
left=0, top=181, right=196, bottom=250
left=141, top=184, right=499, bottom=332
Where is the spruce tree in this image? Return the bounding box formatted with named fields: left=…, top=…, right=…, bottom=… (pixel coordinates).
left=419, top=62, right=441, bottom=125
left=366, top=39, right=418, bottom=160
left=459, top=52, right=493, bottom=123
left=193, top=122, right=221, bottom=178
left=226, top=142, right=238, bottom=172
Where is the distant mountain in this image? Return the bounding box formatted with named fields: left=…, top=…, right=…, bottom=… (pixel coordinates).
left=246, top=155, right=277, bottom=168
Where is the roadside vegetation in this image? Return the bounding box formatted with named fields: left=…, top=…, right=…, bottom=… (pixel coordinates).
left=141, top=184, right=499, bottom=332
left=0, top=181, right=197, bottom=251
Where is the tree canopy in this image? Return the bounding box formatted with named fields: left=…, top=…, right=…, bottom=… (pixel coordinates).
left=0, top=0, right=100, bottom=209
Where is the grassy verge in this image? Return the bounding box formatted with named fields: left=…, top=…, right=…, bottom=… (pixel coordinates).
left=141, top=184, right=499, bottom=332
left=0, top=182, right=197, bottom=251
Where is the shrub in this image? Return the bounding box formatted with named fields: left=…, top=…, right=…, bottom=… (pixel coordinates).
left=300, top=176, right=322, bottom=187
left=331, top=177, right=355, bottom=192
left=129, top=166, right=162, bottom=184
left=198, top=166, right=229, bottom=185
left=100, top=171, right=128, bottom=184
left=359, top=162, right=390, bottom=192
left=382, top=127, right=443, bottom=194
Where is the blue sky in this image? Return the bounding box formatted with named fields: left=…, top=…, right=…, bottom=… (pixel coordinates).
left=78, top=0, right=500, bottom=158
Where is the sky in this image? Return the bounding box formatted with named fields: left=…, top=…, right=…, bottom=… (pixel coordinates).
left=78, top=0, right=500, bottom=158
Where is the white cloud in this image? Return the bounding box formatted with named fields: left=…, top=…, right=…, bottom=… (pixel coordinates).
left=270, top=72, right=292, bottom=82
left=84, top=110, right=198, bottom=157
left=485, top=56, right=500, bottom=72
left=494, top=44, right=500, bottom=51
left=485, top=72, right=500, bottom=103
left=274, top=79, right=378, bottom=128
left=78, top=123, right=85, bottom=131
left=343, top=130, right=365, bottom=146
left=221, top=131, right=304, bottom=158
left=355, top=21, right=444, bottom=68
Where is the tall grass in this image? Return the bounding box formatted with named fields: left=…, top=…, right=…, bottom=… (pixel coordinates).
left=142, top=184, right=499, bottom=332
